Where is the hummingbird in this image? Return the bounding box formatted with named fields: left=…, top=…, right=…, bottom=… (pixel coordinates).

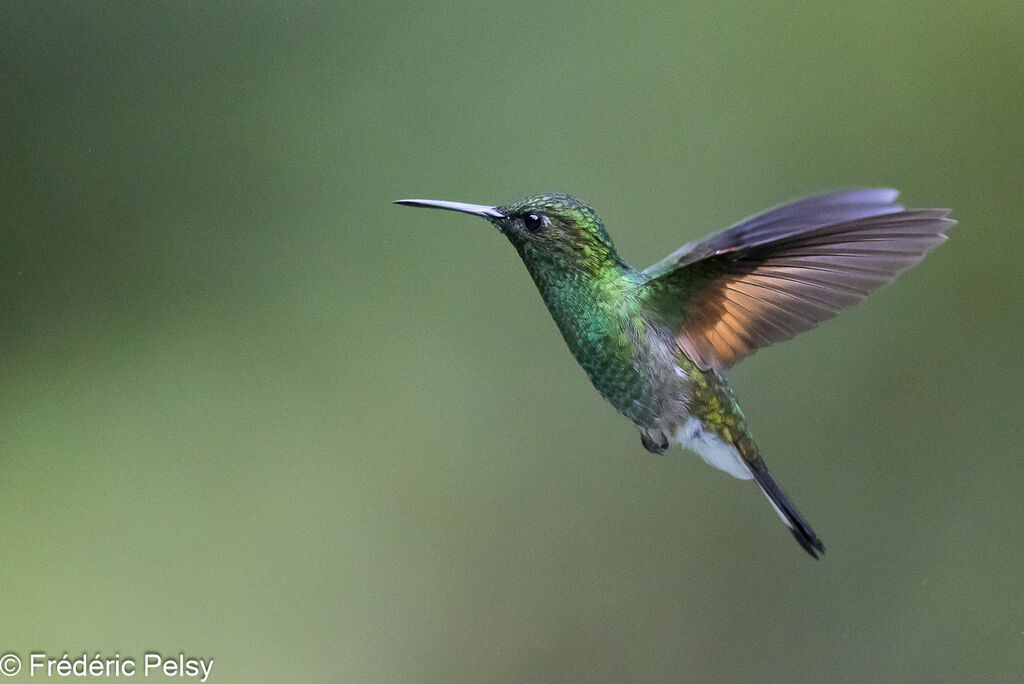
left=395, top=189, right=952, bottom=557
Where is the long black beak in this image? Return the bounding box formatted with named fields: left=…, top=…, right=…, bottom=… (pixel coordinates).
left=394, top=199, right=504, bottom=219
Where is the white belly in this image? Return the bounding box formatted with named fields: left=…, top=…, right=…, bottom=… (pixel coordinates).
left=672, top=417, right=754, bottom=480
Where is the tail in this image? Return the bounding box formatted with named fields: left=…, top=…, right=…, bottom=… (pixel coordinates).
left=735, top=436, right=825, bottom=559
left=749, top=458, right=825, bottom=559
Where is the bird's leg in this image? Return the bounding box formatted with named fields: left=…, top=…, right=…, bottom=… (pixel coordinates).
left=640, top=430, right=669, bottom=454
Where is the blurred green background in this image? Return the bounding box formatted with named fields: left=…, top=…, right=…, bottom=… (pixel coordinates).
left=2, top=1, right=1022, bottom=682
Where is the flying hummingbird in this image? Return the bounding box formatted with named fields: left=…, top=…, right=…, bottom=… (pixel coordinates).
left=395, top=189, right=952, bottom=557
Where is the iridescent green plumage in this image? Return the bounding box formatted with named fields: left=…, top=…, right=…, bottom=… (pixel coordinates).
left=395, top=190, right=954, bottom=557
left=495, top=195, right=659, bottom=426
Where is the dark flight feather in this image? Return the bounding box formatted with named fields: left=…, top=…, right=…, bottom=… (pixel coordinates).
left=642, top=190, right=954, bottom=371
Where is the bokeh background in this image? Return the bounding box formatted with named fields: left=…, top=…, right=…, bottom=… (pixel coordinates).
left=2, top=1, right=1022, bottom=682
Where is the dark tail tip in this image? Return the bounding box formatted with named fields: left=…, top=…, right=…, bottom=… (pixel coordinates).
left=748, top=459, right=826, bottom=559
left=789, top=523, right=826, bottom=560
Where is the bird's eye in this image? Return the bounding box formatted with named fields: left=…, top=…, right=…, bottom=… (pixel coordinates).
left=523, top=213, right=547, bottom=232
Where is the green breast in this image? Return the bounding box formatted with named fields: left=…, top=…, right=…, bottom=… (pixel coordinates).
left=528, top=263, right=662, bottom=427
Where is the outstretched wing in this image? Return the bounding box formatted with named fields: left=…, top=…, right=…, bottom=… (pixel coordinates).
left=642, top=190, right=954, bottom=372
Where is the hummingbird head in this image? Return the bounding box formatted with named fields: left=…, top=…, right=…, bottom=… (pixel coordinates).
left=395, top=193, right=620, bottom=277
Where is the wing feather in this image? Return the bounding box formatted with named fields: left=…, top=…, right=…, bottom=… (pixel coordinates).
left=644, top=191, right=953, bottom=371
